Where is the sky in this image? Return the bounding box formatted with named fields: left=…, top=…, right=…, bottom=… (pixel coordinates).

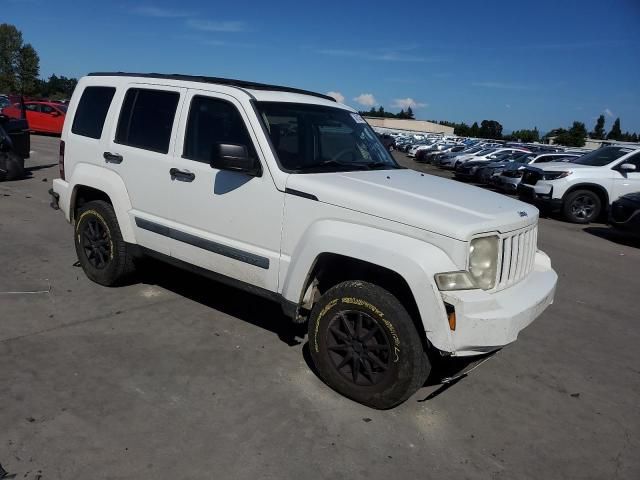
left=3, top=0, right=640, bottom=134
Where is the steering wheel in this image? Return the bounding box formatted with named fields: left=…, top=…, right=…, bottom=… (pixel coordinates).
left=330, top=148, right=355, bottom=163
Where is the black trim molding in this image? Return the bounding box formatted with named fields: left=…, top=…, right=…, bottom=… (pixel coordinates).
left=135, top=217, right=270, bottom=269
left=285, top=188, right=318, bottom=201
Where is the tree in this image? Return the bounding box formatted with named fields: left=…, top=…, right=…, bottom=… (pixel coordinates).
left=406, top=106, right=414, bottom=119
left=397, top=108, right=406, bottom=119
left=554, top=121, right=587, bottom=147
left=16, top=43, right=39, bottom=94
left=478, top=119, right=503, bottom=139
left=632, top=133, right=639, bottom=142
left=470, top=122, right=480, bottom=137
left=510, top=128, right=540, bottom=143
left=607, top=118, right=622, bottom=140
left=0, top=23, right=23, bottom=92
left=590, top=114, right=606, bottom=139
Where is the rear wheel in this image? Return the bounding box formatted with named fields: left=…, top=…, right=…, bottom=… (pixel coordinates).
left=308, top=281, right=430, bottom=409
left=562, top=189, right=601, bottom=223
left=74, top=200, right=136, bottom=286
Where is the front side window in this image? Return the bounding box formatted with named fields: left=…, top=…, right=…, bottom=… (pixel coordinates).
left=25, top=103, right=39, bottom=112
left=570, top=146, right=631, bottom=167
left=183, top=96, right=257, bottom=163
left=72, top=86, right=116, bottom=139
left=116, top=88, right=179, bottom=153
left=256, top=102, right=399, bottom=173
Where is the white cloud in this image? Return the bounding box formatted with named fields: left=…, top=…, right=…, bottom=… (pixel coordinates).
left=472, top=81, right=536, bottom=90
left=604, top=108, right=614, bottom=118
left=391, top=98, right=427, bottom=109
left=133, top=6, right=193, bottom=18
left=186, top=19, right=247, bottom=32
left=316, top=48, right=436, bottom=63
left=326, top=91, right=345, bottom=103
left=353, top=93, right=377, bottom=107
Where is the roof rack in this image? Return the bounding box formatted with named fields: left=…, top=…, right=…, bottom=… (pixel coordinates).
left=87, top=72, right=336, bottom=102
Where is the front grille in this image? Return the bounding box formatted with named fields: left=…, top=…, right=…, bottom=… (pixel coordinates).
left=522, top=170, right=540, bottom=185
left=496, top=225, right=538, bottom=291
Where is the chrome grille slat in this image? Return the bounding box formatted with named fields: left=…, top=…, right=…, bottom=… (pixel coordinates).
left=496, top=224, right=537, bottom=291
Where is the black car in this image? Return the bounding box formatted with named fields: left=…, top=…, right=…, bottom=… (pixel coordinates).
left=610, top=192, right=640, bottom=233
left=0, top=114, right=30, bottom=181
left=377, top=133, right=396, bottom=151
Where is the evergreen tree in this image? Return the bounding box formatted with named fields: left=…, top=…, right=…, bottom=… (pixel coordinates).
left=590, top=114, right=605, bottom=139
left=607, top=118, right=622, bottom=140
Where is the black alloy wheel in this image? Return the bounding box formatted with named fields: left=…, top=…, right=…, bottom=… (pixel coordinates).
left=326, top=310, right=392, bottom=386
left=80, top=216, right=112, bottom=269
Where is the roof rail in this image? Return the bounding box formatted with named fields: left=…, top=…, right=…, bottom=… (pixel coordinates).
left=87, top=72, right=336, bottom=102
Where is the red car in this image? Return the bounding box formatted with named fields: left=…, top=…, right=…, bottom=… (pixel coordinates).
left=3, top=101, right=66, bottom=135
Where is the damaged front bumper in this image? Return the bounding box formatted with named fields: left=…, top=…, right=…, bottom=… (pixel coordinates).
left=441, top=251, right=557, bottom=356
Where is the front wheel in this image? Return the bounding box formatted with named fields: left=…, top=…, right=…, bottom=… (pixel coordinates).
left=562, top=189, right=601, bottom=223
left=308, top=281, right=430, bottom=409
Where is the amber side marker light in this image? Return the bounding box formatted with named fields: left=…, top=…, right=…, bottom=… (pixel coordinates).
left=445, top=303, right=456, bottom=331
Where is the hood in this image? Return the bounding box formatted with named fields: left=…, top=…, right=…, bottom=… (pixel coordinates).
left=619, top=192, right=640, bottom=203
left=528, top=161, right=598, bottom=172
left=286, top=169, right=538, bottom=240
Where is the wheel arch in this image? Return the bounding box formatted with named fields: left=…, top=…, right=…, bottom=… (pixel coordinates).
left=280, top=221, right=460, bottom=353
left=69, top=164, right=135, bottom=242
left=562, top=183, right=610, bottom=208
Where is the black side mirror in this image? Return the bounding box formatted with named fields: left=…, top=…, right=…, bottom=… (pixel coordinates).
left=210, top=143, right=260, bottom=176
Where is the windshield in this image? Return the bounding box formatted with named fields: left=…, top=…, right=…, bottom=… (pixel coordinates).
left=570, top=146, right=633, bottom=166
left=257, top=102, right=399, bottom=172
left=56, top=104, right=68, bottom=113
left=476, top=148, right=497, bottom=156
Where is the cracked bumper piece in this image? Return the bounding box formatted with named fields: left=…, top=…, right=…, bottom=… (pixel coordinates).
left=441, top=251, right=557, bottom=356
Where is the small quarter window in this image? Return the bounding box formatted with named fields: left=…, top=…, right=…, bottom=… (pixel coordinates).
left=116, top=88, right=179, bottom=153
left=72, top=87, right=116, bottom=139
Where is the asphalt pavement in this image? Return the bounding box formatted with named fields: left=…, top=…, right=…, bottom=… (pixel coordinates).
left=0, top=136, right=638, bottom=479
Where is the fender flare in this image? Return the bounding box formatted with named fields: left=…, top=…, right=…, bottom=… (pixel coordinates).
left=70, top=163, right=136, bottom=243
left=280, top=220, right=460, bottom=352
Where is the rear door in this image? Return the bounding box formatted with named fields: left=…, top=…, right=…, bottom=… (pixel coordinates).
left=104, top=84, right=186, bottom=254
left=25, top=103, right=41, bottom=131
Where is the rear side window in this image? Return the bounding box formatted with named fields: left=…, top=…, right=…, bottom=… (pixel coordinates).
left=183, top=96, right=256, bottom=162
left=72, top=87, right=116, bottom=139
left=116, top=88, right=179, bottom=154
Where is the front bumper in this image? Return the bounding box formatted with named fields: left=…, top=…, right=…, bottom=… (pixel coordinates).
left=440, top=251, right=557, bottom=356
left=517, top=184, right=563, bottom=210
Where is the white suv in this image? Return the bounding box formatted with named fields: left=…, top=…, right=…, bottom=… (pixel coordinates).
left=50, top=73, right=557, bottom=408
left=518, top=146, right=640, bottom=223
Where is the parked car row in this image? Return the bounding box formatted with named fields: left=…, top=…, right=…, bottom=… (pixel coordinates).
left=381, top=129, right=640, bottom=232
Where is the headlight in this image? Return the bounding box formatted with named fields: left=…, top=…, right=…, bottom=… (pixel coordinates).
left=543, top=171, right=571, bottom=180
left=468, top=235, right=499, bottom=290
left=434, top=271, right=476, bottom=291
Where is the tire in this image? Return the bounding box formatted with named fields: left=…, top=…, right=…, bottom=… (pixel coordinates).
left=308, top=281, right=430, bottom=409
left=0, top=152, right=25, bottom=181
left=74, top=200, right=136, bottom=286
left=562, top=189, right=602, bottom=224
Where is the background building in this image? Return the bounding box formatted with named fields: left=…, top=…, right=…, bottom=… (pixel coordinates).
left=363, top=117, right=454, bottom=135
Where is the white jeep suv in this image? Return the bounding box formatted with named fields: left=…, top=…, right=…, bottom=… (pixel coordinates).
left=518, top=146, right=640, bottom=223
left=50, top=73, right=557, bottom=408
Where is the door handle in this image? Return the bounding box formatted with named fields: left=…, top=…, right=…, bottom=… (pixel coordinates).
left=170, top=168, right=196, bottom=182
left=103, top=152, right=123, bottom=164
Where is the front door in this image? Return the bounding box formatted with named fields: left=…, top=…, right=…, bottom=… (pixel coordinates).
left=167, top=90, right=284, bottom=292
left=612, top=151, right=640, bottom=201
